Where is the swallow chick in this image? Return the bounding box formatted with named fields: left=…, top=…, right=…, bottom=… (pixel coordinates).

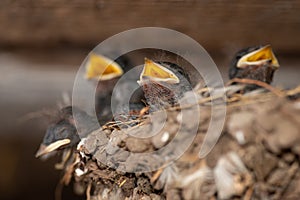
left=85, top=53, right=127, bottom=122
left=85, top=53, right=145, bottom=122
left=229, top=45, right=280, bottom=84
left=35, top=106, right=96, bottom=160
left=138, top=58, right=192, bottom=111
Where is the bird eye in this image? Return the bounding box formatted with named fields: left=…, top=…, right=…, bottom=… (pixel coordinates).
left=176, top=69, right=184, bottom=76
left=60, top=127, right=67, bottom=132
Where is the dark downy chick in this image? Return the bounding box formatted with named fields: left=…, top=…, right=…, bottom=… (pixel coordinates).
left=85, top=53, right=144, bottom=122
left=35, top=106, right=97, bottom=159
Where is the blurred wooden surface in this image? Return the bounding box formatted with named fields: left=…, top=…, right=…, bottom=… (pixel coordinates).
left=0, top=0, right=300, bottom=53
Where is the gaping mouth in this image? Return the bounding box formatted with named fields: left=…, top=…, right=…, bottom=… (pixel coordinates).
left=237, top=45, right=280, bottom=68
left=137, top=58, right=180, bottom=85
left=35, top=139, right=71, bottom=158
left=85, top=53, right=124, bottom=80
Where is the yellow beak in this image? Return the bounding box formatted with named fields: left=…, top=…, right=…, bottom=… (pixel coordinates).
left=85, top=53, right=124, bottom=80
left=35, top=139, right=71, bottom=158
left=237, top=45, right=280, bottom=68
left=138, top=58, right=180, bottom=85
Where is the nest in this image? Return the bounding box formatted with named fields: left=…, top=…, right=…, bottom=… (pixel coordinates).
left=54, top=82, right=300, bottom=200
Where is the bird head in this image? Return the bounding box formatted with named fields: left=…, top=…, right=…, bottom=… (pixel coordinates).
left=35, top=121, right=79, bottom=159
left=137, top=58, right=191, bottom=110
left=84, top=53, right=129, bottom=121
left=137, top=58, right=181, bottom=86
left=235, top=45, right=279, bottom=69
left=35, top=106, right=82, bottom=159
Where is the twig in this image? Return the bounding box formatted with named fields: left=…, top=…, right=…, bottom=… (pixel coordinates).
left=150, top=163, right=169, bottom=184
left=54, top=151, right=79, bottom=200
left=55, top=180, right=63, bottom=200
left=151, top=168, right=164, bottom=184
left=226, top=78, right=285, bottom=97
left=119, top=179, right=127, bottom=187
left=139, top=106, right=150, bottom=117
left=244, top=187, right=253, bottom=200
left=86, top=182, right=92, bottom=200
left=168, top=94, right=226, bottom=111
left=103, top=118, right=145, bottom=130
left=276, top=162, right=299, bottom=199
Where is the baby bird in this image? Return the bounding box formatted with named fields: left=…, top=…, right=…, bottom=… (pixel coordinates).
left=35, top=106, right=97, bottom=159
left=229, top=45, right=280, bottom=84
left=85, top=53, right=144, bottom=122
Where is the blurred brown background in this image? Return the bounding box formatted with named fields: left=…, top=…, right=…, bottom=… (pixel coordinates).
left=0, top=1, right=299, bottom=200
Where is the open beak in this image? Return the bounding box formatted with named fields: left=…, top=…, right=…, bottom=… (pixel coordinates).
left=35, top=139, right=71, bottom=158
left=85, top=53, right=124, bottom=80
left=237, top=45, right=280, bottom=68
left=137, top=58, right=180, bottom=85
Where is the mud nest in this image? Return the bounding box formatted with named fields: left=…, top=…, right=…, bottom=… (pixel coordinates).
left=53, top=84, right=300, bottom=200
